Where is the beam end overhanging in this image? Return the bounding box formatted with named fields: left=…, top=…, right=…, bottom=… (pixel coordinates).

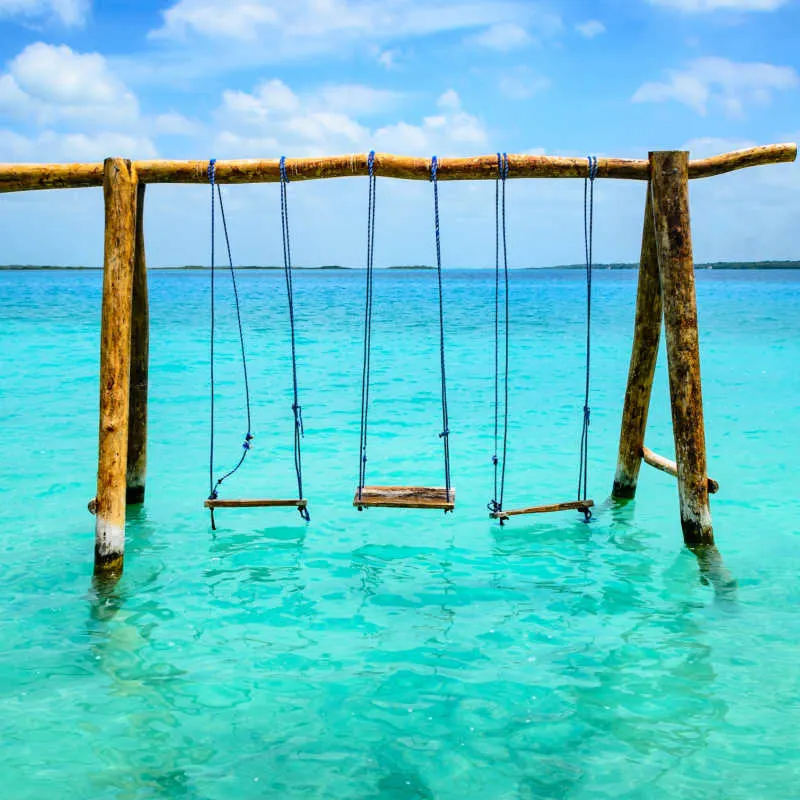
left=0, top=143, right=795, bottom=193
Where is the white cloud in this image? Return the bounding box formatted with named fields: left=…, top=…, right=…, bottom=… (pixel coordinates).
left=632, top=57, right=798, bottom=117
left=215, top=81, right=487, bottom=157
left=375, top=91, right=487, bottom=154
left=315, top=84, right=403, bottom=115
left=0, top=41, right=165, bottom=162
left=155, top=0, right=277, bottom=40
left=575, top=19, right=605, bottom=38
left=217, top=79, right=369, bottom=155
left=153, top=111, right=202, bottom=136
left=0, top=43, right=139, bottom=127
left=220, top=79, right=401, bottom=136
left=0, top=128, right=156, bottom=161
left=0, top=0, right=88, bottom=26
left=471, top=22, right=531, bottom=51
left=150, top=0, right=557, bottom=60
left=436, top=88, right=460, bottom=111
left=647, top=0, right=787, bottom=11
left=377, top=48, right=401, bottom=69
left=499, top=67, right=551, bottom=100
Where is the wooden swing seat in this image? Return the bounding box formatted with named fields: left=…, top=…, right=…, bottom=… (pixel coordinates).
left=490, top=498, right=594, bottom=521
left=354, top=486, right=456, bottom=511
left=204, top=498, right=308, bottom=510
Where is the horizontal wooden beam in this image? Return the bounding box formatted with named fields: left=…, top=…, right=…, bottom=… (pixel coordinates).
left=137, top=153, right=650, bottom=183
left=642, top=446, right=719, bottom=494
left=688, top=143, right=797, bottom=179
left=0, top=144, right=795, bottom=193
left=0, top=163, right=104, bottom=193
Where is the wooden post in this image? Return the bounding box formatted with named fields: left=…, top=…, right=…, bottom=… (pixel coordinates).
left=650, top=151, right=714, bottom=546
left=612, top=182, right=662, bottom=499
left=94, top=158, right=137, bottom=577
left=126, top=183, right=148, bottom=505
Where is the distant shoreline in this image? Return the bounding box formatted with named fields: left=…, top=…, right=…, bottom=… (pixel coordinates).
left=1, top=261, right=799, bottom=271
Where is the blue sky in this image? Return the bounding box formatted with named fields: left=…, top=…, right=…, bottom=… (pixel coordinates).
left=0, top=0, right=798, bottom=267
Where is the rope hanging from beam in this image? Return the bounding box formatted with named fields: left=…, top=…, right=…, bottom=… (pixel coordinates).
left=431, top=156, right=453, bottom=505
left=357, top=151, right=377, bottom=502
left=207, top=158, right=254, bottom=530
left=489, top=153, right=510, bottom=518
left=279, top=157, right=311, bottom=522
left=577, top=155, right=598, bottom=520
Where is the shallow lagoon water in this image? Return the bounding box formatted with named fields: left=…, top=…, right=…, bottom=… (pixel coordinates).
left=1, top=267, right=799, bottom=798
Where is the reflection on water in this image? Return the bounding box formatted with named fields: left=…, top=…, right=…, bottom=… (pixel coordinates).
left=86, top=539, right=212, bottom=799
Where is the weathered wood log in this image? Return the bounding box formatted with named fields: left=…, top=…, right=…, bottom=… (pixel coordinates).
left=642, top=446, right=719, bottom=494
left=95, top=158, right=138, bottom=577
left=651, top=151, right=714, bottom=546
left=0, top=144, right=794, bottom=192
left=134, top=144, right=796, bottom=184
left=204, top=498, right=308, bottom=509
left=136, top=154, right=651, bottom=183
left=0, top=162, right=103, bottom=193
left=688, top=143, right=797, bottom=179
left=612, top=183, right=662, bottom=499
left=354, top=486, right=456, bottom=510
left=126, top=183, right=148, bottom=505
left=490, top=499, right=594, bottom=520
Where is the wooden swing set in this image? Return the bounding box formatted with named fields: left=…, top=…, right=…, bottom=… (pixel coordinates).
left=0, top=143, right=795, bottom=577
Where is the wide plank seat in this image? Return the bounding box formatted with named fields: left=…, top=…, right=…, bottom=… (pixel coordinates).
left=354, top=486, right=455, bottom=511
left=204, top=498, right=308, bottom=509
left=490, top=499, right=594, bottom=521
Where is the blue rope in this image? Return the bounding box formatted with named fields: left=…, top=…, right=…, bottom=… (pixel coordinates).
left=430, top=156, right=452, bottom=506
left=489, top=153, right=509, bottom=519
left=208, top=159, right=216, bottom=528
left=357, top=151, right=377, bottom=508
left=577, top=155, right=597, bottom=521
left=280, top=156, right=310, bottom=521
left=207, top=159, right=255, bottom=528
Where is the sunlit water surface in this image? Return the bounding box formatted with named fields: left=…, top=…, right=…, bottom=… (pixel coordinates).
left=1, top=268, right=799, bottom=799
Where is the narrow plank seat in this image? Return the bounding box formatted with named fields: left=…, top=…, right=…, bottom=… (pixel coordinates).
left=490, top=499, right=594, bottom=521
left=354, top=486, right=456, bottom=511
left=204, top=498, right=308, bottom=509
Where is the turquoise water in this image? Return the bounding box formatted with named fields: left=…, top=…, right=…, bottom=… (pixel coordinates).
left=1, top=267, right=799, bottom=798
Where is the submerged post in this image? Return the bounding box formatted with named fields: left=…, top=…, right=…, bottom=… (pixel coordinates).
left=94, top=158, right=138, bottom=577
left=650, top=151, right=714, bottom=546
left=126, top=183, right=149, bottom=505
left=612, top=182, right=663, bottom=499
